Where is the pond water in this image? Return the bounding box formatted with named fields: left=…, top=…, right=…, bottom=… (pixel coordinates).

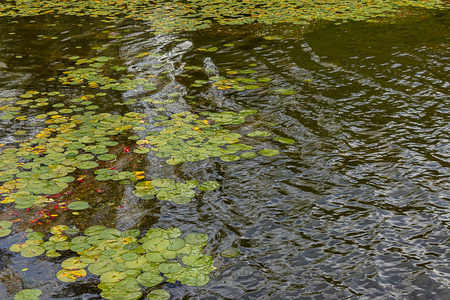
left=0, top=5, right=449, bottom=300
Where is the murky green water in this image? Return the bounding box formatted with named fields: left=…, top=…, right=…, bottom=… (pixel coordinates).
left=0, top=6, right=449, bottom=300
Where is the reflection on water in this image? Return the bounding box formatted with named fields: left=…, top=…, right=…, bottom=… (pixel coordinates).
left=0, top=8, right=450, bottom=300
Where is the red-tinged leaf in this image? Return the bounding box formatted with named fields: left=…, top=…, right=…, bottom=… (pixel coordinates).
left=78, top=180, right=84, bottom=183
left=110, top=167, right=117, bottom=170
left=65, top=191, right=73, bottom=196
left=119, top=205, right=124, bottom=209
left=54, top=205, right=58, bottom=210
left=96, top=189, right=103, bottom=193
left=26, top=208, right=30, bottom=213
left=30, top=219, right=37, bottom=223
left=49, top=194, right=61, bottom=199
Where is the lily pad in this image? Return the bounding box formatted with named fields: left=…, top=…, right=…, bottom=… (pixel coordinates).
left=100, top=271, right=127, bottom=283
left=258, top=149, right=280, bottom=156
left=219, top=155, right=240, bottom=162
left=21, top=245, right=45, bottom=258
left=184, top=233, right=208, bottom=245
left=62, top=257, right=89, bottom=270
left=240, top=151, right=257, bottom=159
left=147, top=289, right=171, bottom=300
left=158, top=262, right=182, bottom=274
left=56, top=269, right=87, bottom=283
left=198, top=181, right=220, bottom=191
left=98, top=154, right=117, bottom=161
left=136, top=271, right=164, bottom=289
left=76, top=161, right=98, bottom=169
left=68, top=201, right=90, bottom=211
left=273, top=137, right=295, bottom=144
left=14, top=289, right=42, bottom=300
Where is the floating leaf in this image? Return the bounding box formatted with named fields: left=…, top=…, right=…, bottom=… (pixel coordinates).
left=137, top=272, right=163, bottom=287
left=182, top=254, right=213, bottom=267
left=62, top=257, right=89, bottom=270
left=21, top=245, right=45, bottom=258
left=198, top=181, right=220, bottom=191
left=14, top=289, right=42, bottom=300
left=147, top=289, right=170, bottom=300
left=159, top=262, right=182, bottom=274
left=100, top=271, right=127, bottom=283
left=68, top=201, right=90, bottom=211
left=240, top=151, right=257, bottom=159
left=98, top=154, right=117, bottom=161
left=56, top=269, right=87, bottom=283
left=0, top=228, right=12, bottom=237
left=184, top=233, right=208, bottom=245
left=258, top=149, right=280, bottom=156
left=273, top=137, right=295, bottom=144
left=0, top=221, right=12, bottom=237
left=76, top=161, right=98, bottom=169
left=219, top=155, right=240, bottom=162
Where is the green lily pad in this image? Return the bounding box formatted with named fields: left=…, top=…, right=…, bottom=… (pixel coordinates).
left=151, top=179, right=175, bottom=188
left=0, top=228, right=12, bottom=237
left=158, top=262, right=182, bottom=274
left=134, top=147, right=150, bottom=154
left=145, top=252, right=166, bottom=263
left=0, top=221, right=12, bottom=237
left=85, top=225, right=106, bottom=236
left=70, top=242, right=92, bottom=252
left=137, top=272, right=163, bottom=287
left=21, top=245, right=45, bottom=258
left=88, top=260, right=117, bottom=275
left=181, top=273, right=210, bottom=286
left=100, top=271, right=127, bottom=283
left=182, top=254, right=213, bottom=267
left=219, top=155, right=240, bottom=162
left=273, top=137, right=295, bottom=144
left=258, top=149, right=280, bottom=156
left=143, top=237, right=170, bottom=251
left=147, top=289, right=171, bottom=300
left=27, top=232, right=44, bottom=240
left=240, top=151, right=257, bottom=159
left=167, top=238, right=186, bottom=251
left=184, top=233, right=208, bottom=245
left=68, top=201, right=90, bottom=211
left=98, top=154, right=117, bottom=161
left=76, top=161, right=98, bottom=169
left=198, top=181, right=220, bottom=191
left=122, top=252, right=139, bottom=261
left=14, top=288, right=42, bottom=300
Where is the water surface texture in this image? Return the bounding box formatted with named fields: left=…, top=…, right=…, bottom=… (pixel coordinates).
left=0, top=7, right=449, bottom=300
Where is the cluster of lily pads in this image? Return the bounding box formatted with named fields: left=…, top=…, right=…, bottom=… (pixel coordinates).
left=11, top=225, right=213, bottom=300
left=55, top=56, right=156, bottom=92
left=141, top=111, right=281, bottom=165
left=133, top=178, right=220, bottom=204
left=0, top=107, right=146, bottom=209
left=0, top=0, right=446, bottom=33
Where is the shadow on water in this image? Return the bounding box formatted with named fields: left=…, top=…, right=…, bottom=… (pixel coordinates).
left=0, top=6, right=449, bottom=300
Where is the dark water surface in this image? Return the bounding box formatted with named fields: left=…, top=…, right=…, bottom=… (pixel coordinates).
left=0, top=8, right=449, bottom=300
